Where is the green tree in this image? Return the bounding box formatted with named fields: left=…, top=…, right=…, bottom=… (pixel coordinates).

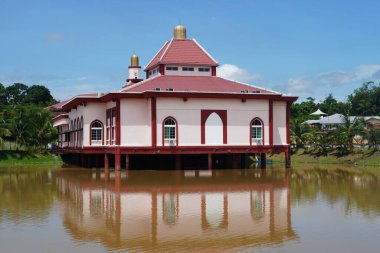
left=290, top=119, right=310, bottom=148
left=0, top=83, right=7, bottom=105
left=6, top=83, right=28, bottom=104
left=333, top=115, right=365, bottom=154
left=0, top=109, right=11, bottom=146
left=367, top=129, right=380, bottom=151
left=348, top=81, right=380, bottom=116
left=24, top=85, right=55, bottom=105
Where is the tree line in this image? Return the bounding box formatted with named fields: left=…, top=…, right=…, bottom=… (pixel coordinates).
left=290, top=81, right=380, bottom=154
left=0, top=83, right=57, bottom=151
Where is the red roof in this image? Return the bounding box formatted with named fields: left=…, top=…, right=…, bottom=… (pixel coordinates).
left=145, top=39, right=218, bottom=70
left=47, top=93, right=98, bottom=110
left=123, top=75, right=276, bottom=94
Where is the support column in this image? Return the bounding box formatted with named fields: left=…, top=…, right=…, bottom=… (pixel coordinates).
left=175, top=154, right=181, bottom=170
left=151, top=97, right=157, bottom=147
left=95, top=155, right=100, bottom=168
left=285, top=147, right=291, bottom=169
left=125, top=154, right=130, bottom=170
left=208, top=153, right=212, bottom=170
left=81, top=154, right=86, bottom=168
left=232, top=154, right=239, bottom=169
left=261, top=153, right=267, bottom=169
left=269, top=99, right=273, bottom=147
left=115, top=153, right=121, bottom=171
left=104, top=153, right=109, bottom=171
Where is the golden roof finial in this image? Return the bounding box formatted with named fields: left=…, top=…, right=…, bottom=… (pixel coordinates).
left=131, top=54, right=139, bottom=67
left=174, top=23, right=186, bottom=40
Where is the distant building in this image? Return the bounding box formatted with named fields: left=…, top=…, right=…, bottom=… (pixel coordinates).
left=50, top=25, right=297, bottom=169
left=304, top=113, right=380, bottom=130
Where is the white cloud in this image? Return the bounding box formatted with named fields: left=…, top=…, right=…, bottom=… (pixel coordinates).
left=354, top=64, right=380, bottom=80
left=318, top=71, right=356, bottom=86
left=217, top=64, right=261, bottom=83
left=45, top=33, right=63, bottom=42
left=278, top=76, right=315, bottom=95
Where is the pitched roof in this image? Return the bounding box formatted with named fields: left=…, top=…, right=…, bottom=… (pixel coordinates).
left=122, top=75, right=276, bottom=94
left=145, top=39, right=218, bottom=70
left=47, top=93, right=99, bottom=110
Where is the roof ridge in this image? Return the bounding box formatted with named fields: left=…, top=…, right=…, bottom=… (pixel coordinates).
left=159, top=38, right=173, bottom=62
left=145, top=41, right=169, bottom=70
left=217, top=76, right=280, bottom=94
left=192, top=39, right=218, bottom=65
left=122, top=74, right=162, bottom=92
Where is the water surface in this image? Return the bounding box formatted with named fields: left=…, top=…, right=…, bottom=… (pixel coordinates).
left=0, top=166, right=379, bottom=252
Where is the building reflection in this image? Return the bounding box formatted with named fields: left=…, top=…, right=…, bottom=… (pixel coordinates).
left=56, top=169, right=297, bottom=251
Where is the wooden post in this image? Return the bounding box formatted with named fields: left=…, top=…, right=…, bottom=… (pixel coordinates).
left=104, top=153, right=109, bottom=171
left=175, top=154, right=181, bottom=170
left=81, top=154, right=86, bottom=168
left=208, top=153, right=212, bottom=170
left=125, top=154, right=130, bottom=170
left=232, top=154, right=239, bottom=169
left=115, top=153, right=121, bottom=171
left=260, top=153, right=267, bottom=169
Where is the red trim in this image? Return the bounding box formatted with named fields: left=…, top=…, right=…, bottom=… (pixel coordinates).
left=52, top=114, right=68, bottom=122
left=116, top=99, right=121, bottom=145
left=57, top=144, right=290, bottom=155
left=151, top=97, right=157, bottom=147
left=211, top=66, right=216, bottom=76
left=249, top=117, right=265, bottom=146
left=162, top=116, right=179, bottom=146
left=201, top=110, right=227, bottom=144
left=89, top=119, right=104, bottom=146
left=269, top=100, right=273, bottom=147
left=286, top=102, right=290, bottom=145
left=100, top=92, right=297, bottom=103
left=159, top=64, right=165, bottom=75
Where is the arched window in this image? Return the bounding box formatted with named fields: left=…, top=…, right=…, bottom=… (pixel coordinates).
left=91, top=120, right=103, bottom=144
left=251, top=118, right=263, bottom=145
left=163, top=117, right=177, bottom=146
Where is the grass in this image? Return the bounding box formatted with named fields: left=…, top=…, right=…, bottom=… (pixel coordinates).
left=0, top=150, right=63, bottom=166
left=270, top=148, right=380, bottom=167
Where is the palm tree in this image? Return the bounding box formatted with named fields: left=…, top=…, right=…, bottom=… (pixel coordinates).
left=290, top=119, right=310, bottom=148
left=333, top=114, right=365, bottom=154
left=0, top=110, right=11, bottom=147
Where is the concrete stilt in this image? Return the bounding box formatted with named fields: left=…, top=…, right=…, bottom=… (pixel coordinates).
left=115, top=153, right=121, bottom=171
left=208, top=153, right=212, bottom=170
left=285, top=147, right=291, bottom=169
left=104, top=153, right=109, bottom=171
left=175, top=154, right=181, bottom=170
left=260, top=153, right=267, bottom=169
left=125, top=154, right=130, bottom=170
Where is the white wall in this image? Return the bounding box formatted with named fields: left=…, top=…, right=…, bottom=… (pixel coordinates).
left=120, top=98, right=151, bottom=146
left=165, top=65, right=212, bottom=77
left=156, top=98, right=270, bottom=146
left=273, top=101, right=287, bottom=145
left=82, top=103, right=106, bottom=146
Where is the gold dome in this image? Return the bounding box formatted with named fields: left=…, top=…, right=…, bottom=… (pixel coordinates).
left=130, top=54, right=139, bottom=67
left=174, top=24, right=187, bottom=39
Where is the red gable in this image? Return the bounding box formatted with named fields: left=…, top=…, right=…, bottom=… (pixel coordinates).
left=145, top=39, right=218, bottom=70
left=123, top=75, right=276, bottom=94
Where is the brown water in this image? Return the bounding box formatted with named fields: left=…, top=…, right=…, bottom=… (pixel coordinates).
left=0, top=166, right=380, bottom=253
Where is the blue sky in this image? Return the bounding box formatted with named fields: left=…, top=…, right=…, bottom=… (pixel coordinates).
left=1, top=0, right=379, bottom=102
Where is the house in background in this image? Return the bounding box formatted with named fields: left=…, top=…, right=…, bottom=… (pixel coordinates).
left=50, top=25, right=297, bottom=170
left=304, top=113, right=380, bottom=130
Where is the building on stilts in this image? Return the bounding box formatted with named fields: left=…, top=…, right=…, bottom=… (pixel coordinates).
left=50, top=24, right=297, bottom=170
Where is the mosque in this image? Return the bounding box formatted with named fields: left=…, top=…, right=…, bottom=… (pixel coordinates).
left=51, top=24, right=297, bottom=170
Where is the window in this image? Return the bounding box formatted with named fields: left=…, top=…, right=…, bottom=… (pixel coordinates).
left=251, top=119, right=263, bottom=144
left=166, top=66, right=178, bottom=71
left=198, top=67, right=210, bottom=72
left=164, top=118, right=176, bottom=141
left=182, top=67, right=194, bottom=71
left=91, top=121, right=103, bottom=142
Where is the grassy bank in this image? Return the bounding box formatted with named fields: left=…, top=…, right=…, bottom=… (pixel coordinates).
left=270, top=148, right=380, bottom=167
left=0, top=151, right=63, bottom=166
